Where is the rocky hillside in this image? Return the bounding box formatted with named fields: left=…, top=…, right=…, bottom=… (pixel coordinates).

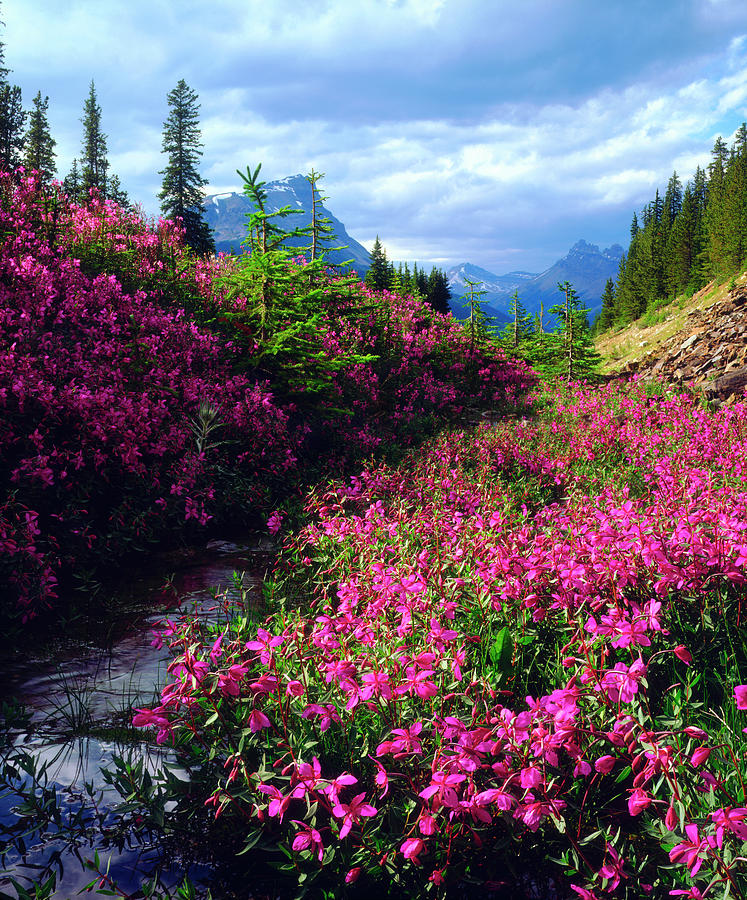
left=605, top=273, right=747, bottom=403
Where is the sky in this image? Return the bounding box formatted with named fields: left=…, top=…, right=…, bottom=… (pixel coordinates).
left=5, top=0, right=747, bottom=274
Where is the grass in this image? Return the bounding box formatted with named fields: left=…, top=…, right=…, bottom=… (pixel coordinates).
left=595, top=270, right=747, bottom=373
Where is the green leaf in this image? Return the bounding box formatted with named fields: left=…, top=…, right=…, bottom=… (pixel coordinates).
left=489, top=626, right=513, bottom=679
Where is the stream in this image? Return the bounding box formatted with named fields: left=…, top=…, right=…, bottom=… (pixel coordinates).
left=0, top=537, right=272, bottom=899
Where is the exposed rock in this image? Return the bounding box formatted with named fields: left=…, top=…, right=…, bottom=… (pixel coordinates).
left=709, top=366, right=747, bottom=400
left=619, top=283, right=747, bottom=401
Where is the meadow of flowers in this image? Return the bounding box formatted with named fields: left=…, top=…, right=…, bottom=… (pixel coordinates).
left=135, top=380, right=747, bottom=899
left=0, top=171, right=533, bottom=619
left=5, top=169, right=747, bottom=898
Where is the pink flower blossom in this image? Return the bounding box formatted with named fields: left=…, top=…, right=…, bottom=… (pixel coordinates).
left=669, top=823, right=707, bottom=876
left=291, top=822, right=324, bottom=861
left=332, top=792, right=377, bottom=838
left=248, top=708, right=271, bottom=732
left=400, top=837, right=425, bottom=864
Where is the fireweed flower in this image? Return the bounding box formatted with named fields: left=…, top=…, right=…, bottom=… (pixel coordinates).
left=332, top=792, right=377, bottom=838
left=324, top=772, right=358, bottom=804
left=300, top=703, right=341, bottom=732
left=245, top=628, right=284, bottom=665
left=267, top=510, right=283, bottom=534
left=258, top=783, right=290, bottom=822
left=419, top=771, right=465, bottom=809
left=598, top=845, right=626, bottom=890
left=711, top=807, right=747, bottom=847
left=291, top=822, right=324, bottom=861
left=599, top=658, right=647, bottom=703
left=371, top=759, right=390, bottom=797
left=627, top=788, right=652, bottom=816
left=669, top=823, right=709, bottom=877
left=248, top=707, right=271, bottom=732
left=594, top=755, right=616, bottom=774
left=400, top=837, right=425, bottom=864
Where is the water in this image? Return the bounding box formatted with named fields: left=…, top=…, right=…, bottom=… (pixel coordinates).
left=0, top=537, right=271, bottom=899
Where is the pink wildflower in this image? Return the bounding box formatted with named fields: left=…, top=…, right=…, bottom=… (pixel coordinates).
left=291, top=822, right=324, bottom=861
left=669, top=823, right=707, bottom=876
left=248, top=708, right=271, bottom=733
left=332, top=792, right=377, bottom=838
left=627, top=788, right=652, bottom=816
left=400, top=837, right=425, bottom=864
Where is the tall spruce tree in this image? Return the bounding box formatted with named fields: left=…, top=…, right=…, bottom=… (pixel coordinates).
left=0, top=82, right=24, bottom=170
left=595, top=278, right=616, bottom=333
left=159, top=79, right=214, bottom=255
left=63, top=158, right=81, bottom=200
left=80, top=80, right=108, bottom=197
left=705, top=136, right=730, bottom=276
left=305, top=168, right=349, bottom=267
left=425, top=266, right=452, bottom=314
left=502, top=290, right=532, bottom=348
left=0, top=8, right=24, bottom=172
left=365, top=236, right=391, bottom=291
left=23, top=91, right=55, bottom=182
left=544, top=281, right=601, bottom=379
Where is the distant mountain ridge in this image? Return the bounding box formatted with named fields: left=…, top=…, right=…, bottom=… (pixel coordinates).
left=202, top=179, right=623, bottom=325
left=448, top=240, right=624, bottom=324
left=202, top=174, right=372, bottom=274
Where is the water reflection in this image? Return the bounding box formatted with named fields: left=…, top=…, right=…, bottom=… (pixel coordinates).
left=0, top=539, right=269, bottom=898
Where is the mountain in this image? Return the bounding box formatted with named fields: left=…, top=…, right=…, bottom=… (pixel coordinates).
left=202, top=174, right=372, bottom=275
left=447, top=263, right=536, bottom=323
left=520, top=240, right=624, bottom=322
left=447, top=240, right=624, bottom=324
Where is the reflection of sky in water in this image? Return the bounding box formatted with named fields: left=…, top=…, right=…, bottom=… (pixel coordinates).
left=0, top=543, right=267, bottom=898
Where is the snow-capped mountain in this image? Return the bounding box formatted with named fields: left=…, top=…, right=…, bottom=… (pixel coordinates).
left=520, top=240, right=624, bottom=321
left=202, top=174, right=371, bottom=275
left=447, top=264, right=536, bottom=323
left=447, top=263, right=536, bottom=297
left=448, top=240, right=624, bottom=324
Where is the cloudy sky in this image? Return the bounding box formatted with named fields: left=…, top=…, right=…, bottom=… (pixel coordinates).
left=5, top=0, right=747, bottom=273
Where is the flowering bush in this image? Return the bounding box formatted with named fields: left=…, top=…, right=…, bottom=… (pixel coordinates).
left=0, top=171, right=533, bottom=618
left=135, top=379, right=747, bottom=897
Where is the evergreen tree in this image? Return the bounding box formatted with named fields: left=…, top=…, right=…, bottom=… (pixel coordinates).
left=0, top=8, right=24, bottom=172
left=723, top=123, right=747, bottom=272
left=305, top=168, right=343, bottom=263
left=159, top=79, right=214, bottom=255
left=63, top=158, right=81, bottom=201
left=410, top=263, right=424, bottom=300
left=22, top=91, right=55, bottom=182
left=463, top=278, right=491, bottom=352
left=425, top=266, right=452, bottom=314
left=705, top=136, right=730, bottom=276
left=0, top=82, right=24, bottom=170
left=663, top=171, right=683, bottom=225
left=365, top=236, right=391, bottom=291
left=540, top=281, right=601, bottom=379
left=79, top=80, right=108, bottom=198
left=667, top=182, right=706, bottom=297
left=596, top=278, right=616, bottom=333
left=502, top=290, right=532, bottom=348
left=415, top=264, right=429, bottom=298
left=107, top=173, right=129, bottom=208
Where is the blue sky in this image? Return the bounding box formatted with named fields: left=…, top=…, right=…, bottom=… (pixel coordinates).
left=6, top=0, right=747, bottom=273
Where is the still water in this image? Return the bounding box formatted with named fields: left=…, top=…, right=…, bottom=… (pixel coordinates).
left=0, top=538, right=269, bottom=899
